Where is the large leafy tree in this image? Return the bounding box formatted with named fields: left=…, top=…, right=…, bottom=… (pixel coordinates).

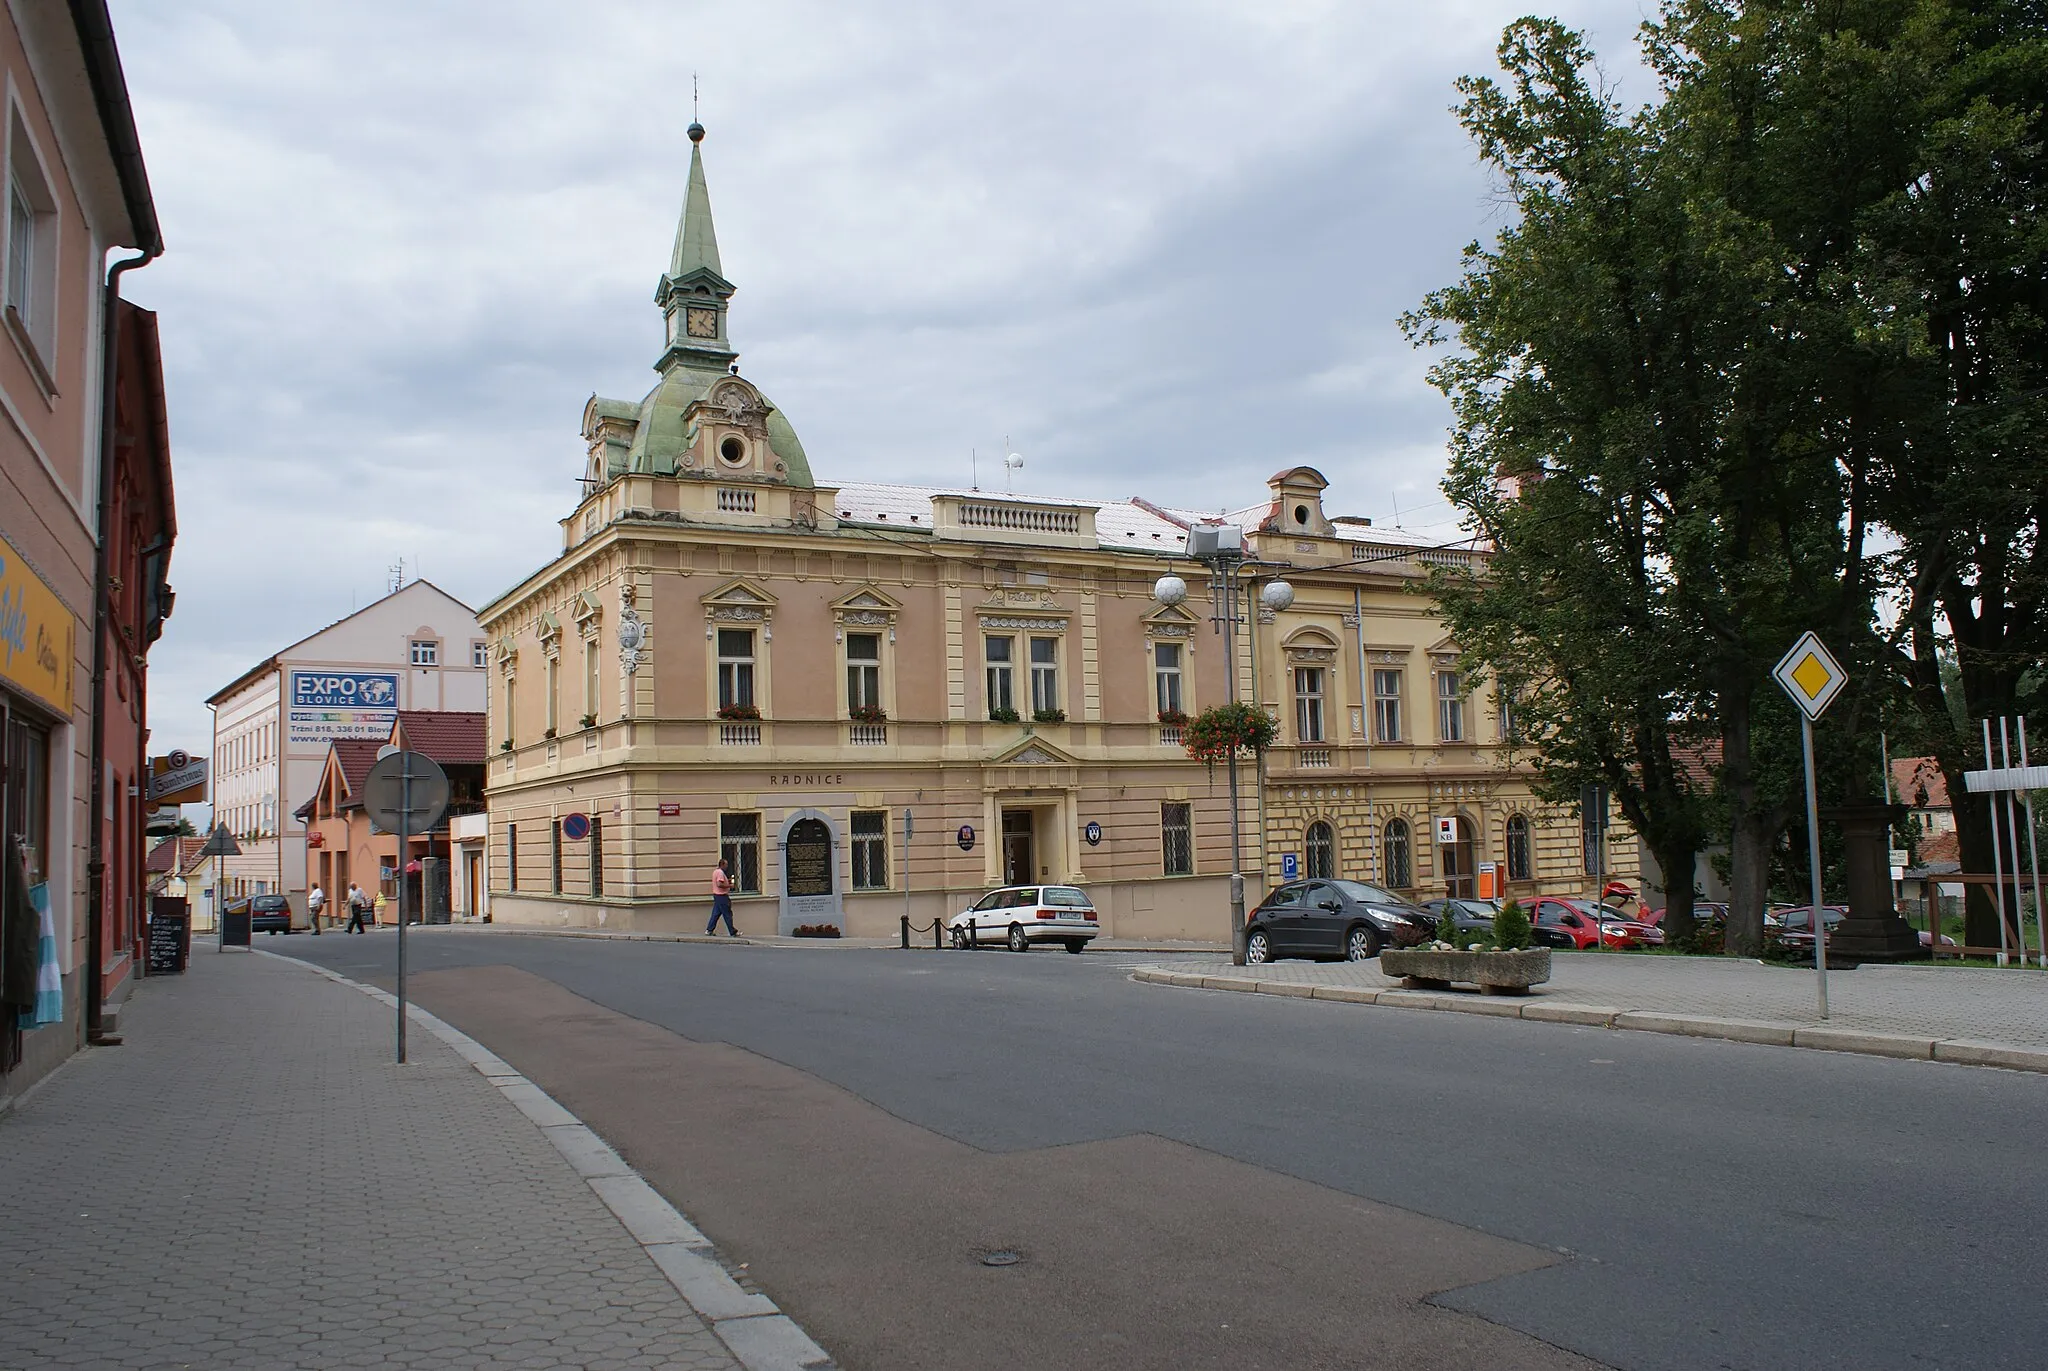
left=1408, top=12, right=1894, bottom=955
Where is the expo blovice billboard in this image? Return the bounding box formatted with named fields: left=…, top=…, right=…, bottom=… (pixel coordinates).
left=288, top=670, right=400, bottom=745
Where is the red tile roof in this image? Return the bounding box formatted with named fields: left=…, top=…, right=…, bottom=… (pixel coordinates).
left=1919, top=830, right=1960, bottom=866
left=1892, top=756, right=1951, bottom=810
left=146, top=835, right=204, bottom=874
left=332, top=739, right=384, bottom=803
left=394, top=711, right=488, bottom=766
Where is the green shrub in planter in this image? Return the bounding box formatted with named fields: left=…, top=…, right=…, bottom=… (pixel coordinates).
left=1436, top=905, right=1462, bottom=947
left=1493, top=898, right=1532, bottom=951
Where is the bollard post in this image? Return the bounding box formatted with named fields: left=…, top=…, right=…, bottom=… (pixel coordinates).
left=970, top=916, right=978, bottom=949
left=934, top=917, right=943, bottom=950
left=900, top=914, right=910, bottom=950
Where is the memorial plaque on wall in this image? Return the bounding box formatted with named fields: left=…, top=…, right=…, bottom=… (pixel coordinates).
left=784, top=818, right=833, bottom=897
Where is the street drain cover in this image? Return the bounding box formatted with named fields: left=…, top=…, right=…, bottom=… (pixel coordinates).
left=981, top=1250, right=1022, bottom=1267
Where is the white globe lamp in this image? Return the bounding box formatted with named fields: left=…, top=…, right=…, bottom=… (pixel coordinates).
left=1260, top=580, right=1296, bottom=612
left=1152, top=574, right=1188, bottom=608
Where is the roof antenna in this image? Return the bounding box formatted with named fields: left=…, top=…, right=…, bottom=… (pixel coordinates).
left=693, top=72, right=699, bottom=125
left=388, top=557, right=405, bottom=595
left=971, top=447, right=979, bottom=492
left=1391, top=494, right=1405, bottom=529
left=1003, top=435, right=1023, bottom=492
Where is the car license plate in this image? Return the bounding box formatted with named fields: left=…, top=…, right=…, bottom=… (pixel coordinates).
left=1059, top=912, right=1082, bottom=921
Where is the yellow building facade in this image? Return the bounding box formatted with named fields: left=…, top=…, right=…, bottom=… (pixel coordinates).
left=477, top=126, right=1634, bottom=939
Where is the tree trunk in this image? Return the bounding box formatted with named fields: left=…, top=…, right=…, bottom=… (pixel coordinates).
left=1653, top=844, right=1698, bottom=948
left=1725, top=816, right=1774, bottom=958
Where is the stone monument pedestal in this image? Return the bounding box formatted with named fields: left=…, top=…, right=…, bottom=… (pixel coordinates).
left=1824, top=802, right=1925, bottom=966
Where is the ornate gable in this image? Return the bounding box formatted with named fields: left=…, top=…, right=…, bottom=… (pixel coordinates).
left=830, top=585, right=902, bottom=629
left=701, top=578, right=777, bottom=626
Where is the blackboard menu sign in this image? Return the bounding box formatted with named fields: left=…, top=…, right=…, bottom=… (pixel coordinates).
left=147, top=907, right=190, bottom=975
left=784, top=818, right=833, bottom=898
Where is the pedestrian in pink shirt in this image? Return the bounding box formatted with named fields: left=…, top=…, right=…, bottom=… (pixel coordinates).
left=705, top=858, right=737, bottom=936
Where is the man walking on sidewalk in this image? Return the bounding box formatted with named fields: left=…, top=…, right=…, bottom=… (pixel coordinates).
left=705, top=858, right=737, bottom=937
left=344, top=882, right=370, bottom=935
left=307, top=883, right=325, bottom=934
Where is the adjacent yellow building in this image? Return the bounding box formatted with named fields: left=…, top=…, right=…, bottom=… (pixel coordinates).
left=477, top=124, right=1634, bottom=939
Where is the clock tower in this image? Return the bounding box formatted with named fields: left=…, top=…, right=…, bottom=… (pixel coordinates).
left=654, top=121, right=737, bottom=372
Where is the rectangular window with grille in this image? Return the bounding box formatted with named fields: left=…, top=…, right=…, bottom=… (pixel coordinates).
left=1294, top=667, right=1326, bottom=743
left=717, top=629, right=755, bottom=709
left=985, top=635, right=1014, bottom=716
left=846, top=633, right=882, bottom=712
left=507, top=823, right=518, bottom=890
left=1161, top=802, right=1193, bottom=876
left=720, top=812, right=762, bottom=893
left=851, top=810, right=889, bottom=890
left=1373, top=669, right=1402, bottom=743
left=551, top=820, right=563, bottom=893
left=1437, top=670, right=1464, bottom=742
left=589, top=816, right=604, bottom=896
left=1030, top=637, right=1060, bottom=716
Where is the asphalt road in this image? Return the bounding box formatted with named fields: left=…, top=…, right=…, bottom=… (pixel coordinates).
left=284, top=930, right=2046, bottom=1370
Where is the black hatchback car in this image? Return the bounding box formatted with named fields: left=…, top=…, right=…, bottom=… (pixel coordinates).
left=248, top=894, right=293, bottom=934
left=1246, top=879, right=1435, bottom=963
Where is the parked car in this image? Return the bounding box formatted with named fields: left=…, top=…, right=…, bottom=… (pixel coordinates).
left=1642, top=902, right=1729, bottom=930
left=948, top=885, right=1099, bottom=952
left=249, top=894, right=293, bottom=935
left=1597, top=908, right=1663, bottom=948
left=1416, top=897, right=1502, bottom=940
left=1245, top=880, right=1435, bottom=964
left=1771, top=904, right=1847, bottom=952
left=1527, top=897, right=1645, bottom=949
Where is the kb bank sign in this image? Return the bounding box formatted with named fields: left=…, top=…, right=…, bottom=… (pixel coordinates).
left=288, top=670, right=399, bottom=744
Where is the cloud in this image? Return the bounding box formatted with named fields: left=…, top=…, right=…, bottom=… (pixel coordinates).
left=107, top=0, right=1654, bottom=761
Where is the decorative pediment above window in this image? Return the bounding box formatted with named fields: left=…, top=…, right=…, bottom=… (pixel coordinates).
left=537, top=611, right=563, bottom=660
left=493, top=637, right=518, bottom=675
left=701, top=578, right=777, bottom=624
left=830, top=585, right=901, bottom=627
left=985, top=733, right=1082, bottom=785
left=1141, top=602, right=1200, bottom=638
left=1282, top=626, right=1340, bottom=664
left=1365, top=643, right=1413, bottom=664
left=571, top=591, right=602, bottom=637
left=1427, top=634, right=1460, bottom=666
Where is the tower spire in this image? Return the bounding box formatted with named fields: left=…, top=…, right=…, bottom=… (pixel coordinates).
left=669, top=120, right=723, bottom=281
left=654, top=118, right=736, bottom=372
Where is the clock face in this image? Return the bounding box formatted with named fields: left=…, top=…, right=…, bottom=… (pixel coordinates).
left=686, top=307, right=719, bottom=339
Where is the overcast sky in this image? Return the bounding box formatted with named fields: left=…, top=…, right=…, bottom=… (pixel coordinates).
left=107, top=0, right=1653, bottom=763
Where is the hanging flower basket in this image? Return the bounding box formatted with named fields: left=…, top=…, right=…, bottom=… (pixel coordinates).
left=1156, top=708, right=1189, bottom=726
left=1180, top=702, right=1279, bottom=765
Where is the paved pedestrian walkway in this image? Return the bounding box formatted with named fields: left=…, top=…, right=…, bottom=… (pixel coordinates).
left=1133, top=950, right=2048, bottom=1065
left=0, top=944, right=744, bottom=1371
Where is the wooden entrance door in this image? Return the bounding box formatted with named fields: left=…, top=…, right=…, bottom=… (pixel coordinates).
left=1439, top=816, right=1477, bottom=899
left=1001, top=809, right=1035, bottom=887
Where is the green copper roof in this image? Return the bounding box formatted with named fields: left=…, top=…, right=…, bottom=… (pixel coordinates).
left=669, top=140, right=722, bottom=281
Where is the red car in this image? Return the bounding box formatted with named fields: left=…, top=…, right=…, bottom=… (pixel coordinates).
left=1528, top=897, right=1643, bottom=949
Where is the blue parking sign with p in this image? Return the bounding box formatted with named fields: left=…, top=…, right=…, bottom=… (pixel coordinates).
left=1281, top=852, right=1299, bottom=880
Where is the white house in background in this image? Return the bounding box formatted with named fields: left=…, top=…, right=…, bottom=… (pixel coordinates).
left=205, top=580, right=486, bottom=924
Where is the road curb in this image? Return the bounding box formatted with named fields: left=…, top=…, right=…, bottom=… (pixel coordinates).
left=1127, top=967, right=2048, bottom=1074
left=261, top=950, right=837, bottom=1371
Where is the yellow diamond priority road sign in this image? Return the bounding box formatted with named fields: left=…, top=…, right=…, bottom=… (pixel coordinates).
left=1773, top=631, right=1846, bottom=721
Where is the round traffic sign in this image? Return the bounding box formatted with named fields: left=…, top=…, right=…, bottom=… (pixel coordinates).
left=561, top=812, right=592, bottom=841
left=362, top=751, right=451, bottom=835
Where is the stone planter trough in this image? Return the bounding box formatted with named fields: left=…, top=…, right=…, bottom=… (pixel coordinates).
left=1379, top=947, right=1551, bottom=995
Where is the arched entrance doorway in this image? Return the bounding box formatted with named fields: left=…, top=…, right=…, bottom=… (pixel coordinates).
left=1438, top=815, right=1477, bottom=898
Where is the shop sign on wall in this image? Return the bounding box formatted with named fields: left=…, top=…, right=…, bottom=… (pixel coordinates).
left=0, top=530, right=75, bottom=715
left=288, top=670, right=400, bottom=743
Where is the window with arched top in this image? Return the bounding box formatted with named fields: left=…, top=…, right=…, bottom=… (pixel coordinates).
left=1506, top=814, right=1532, bottom=881
left=1305, top=820, right=1335, bottom=879
left=1382, top=818, right=1412, bottom=889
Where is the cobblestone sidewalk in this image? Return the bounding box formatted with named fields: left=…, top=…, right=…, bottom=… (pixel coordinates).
left=0, top=944, right=743, bottom=1371
left=1135, top=950, right=2048, bottom=1060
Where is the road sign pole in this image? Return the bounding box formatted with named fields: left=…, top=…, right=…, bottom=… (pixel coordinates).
left=397, top=752, right=410, bottom=1065
left=1802, top=716, right=1828, bottom=1019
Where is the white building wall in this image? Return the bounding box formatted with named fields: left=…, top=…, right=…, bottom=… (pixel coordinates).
left=209, top=582, right=485, bottom=921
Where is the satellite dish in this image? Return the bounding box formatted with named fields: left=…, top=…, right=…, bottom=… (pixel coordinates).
left=1004, top=452, right=1024, bottom=470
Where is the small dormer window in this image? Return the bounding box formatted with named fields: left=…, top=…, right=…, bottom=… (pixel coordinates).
left=1295, top=504, right=1310, bottom=526
left=719, top=435, right=747, bottom=466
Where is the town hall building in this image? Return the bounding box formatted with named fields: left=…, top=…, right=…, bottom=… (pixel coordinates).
left=476, top=122, right=1636, bottom=939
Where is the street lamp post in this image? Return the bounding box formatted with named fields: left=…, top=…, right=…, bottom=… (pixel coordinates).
left=1156, top=527, right=1291, bottom=967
